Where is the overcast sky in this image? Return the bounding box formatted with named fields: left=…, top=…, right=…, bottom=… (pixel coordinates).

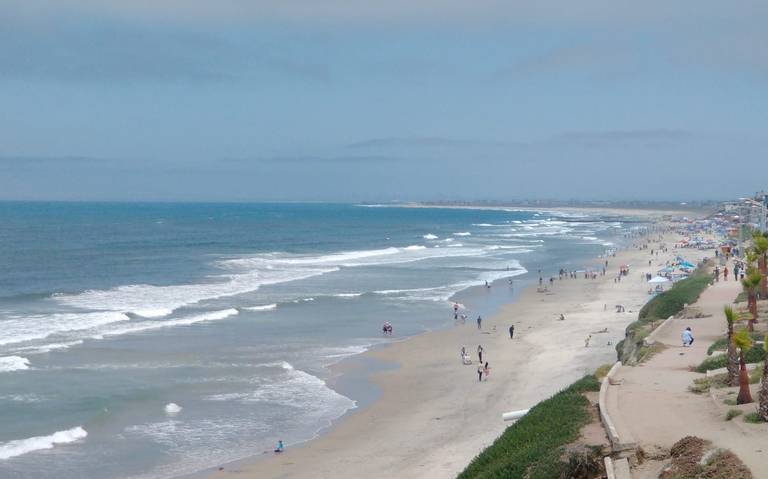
left=1, top=1, right=767, bottom=202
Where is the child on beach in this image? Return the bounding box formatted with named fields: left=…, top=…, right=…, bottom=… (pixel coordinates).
left=274, top=440, right=284, bottom=453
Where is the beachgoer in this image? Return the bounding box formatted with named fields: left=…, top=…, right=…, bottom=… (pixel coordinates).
left=461, top=345, right=466, bottom=358
left=559, top=314, right=565, bottom=321
left=724, top=267, right=729, bottom=281
left=477, top=315, right=482, bottom=329
left=509, top=325, right=514, bottom=339
left=483, top=362, right=490, bottom=380
left=682, top=327, right=694, bottom=346
left=584, top=335, right=591, bottom=347
left=274, top=440, right=284, bottom=453
left=477, top=364, right=484, bottom=382
left=477, top=345, right=484, bottom=363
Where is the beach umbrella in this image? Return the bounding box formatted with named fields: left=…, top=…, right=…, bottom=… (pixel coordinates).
left=648, top=276, right=671, bottom=284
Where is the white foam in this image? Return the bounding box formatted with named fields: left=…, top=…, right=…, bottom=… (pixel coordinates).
left=0, top=426, right=87, bottom=460
left=0, top=356, right=30, bottom=372
left=403, top=245, right=426, bottom=251
left=100, top=309, right=239, bottom=338
left=453, top=232, right=471, bottom=236
left=0, top=311, right=130, bottom=347
left=164, top=403, right=182, bottom=416
left=243, top=304, right=277, bottom=311
left=422, top=234, right=438, bottom=239
left=334, top=293, right=363, bottom=298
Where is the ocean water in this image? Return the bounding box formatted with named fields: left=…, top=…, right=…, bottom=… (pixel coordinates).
left=0, top=202, right=628, bottom=478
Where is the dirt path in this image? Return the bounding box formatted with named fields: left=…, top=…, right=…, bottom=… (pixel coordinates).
left=608, top=263, right=768, bottom=477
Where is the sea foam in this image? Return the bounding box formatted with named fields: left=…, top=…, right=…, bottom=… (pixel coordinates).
left=0, top=426, right=87, bottom=460
left=0, top=356, right=30, bottom=372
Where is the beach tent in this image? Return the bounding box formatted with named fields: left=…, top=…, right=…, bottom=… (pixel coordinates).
left=648, top=276, right=671, bottom=284
left=678, top=261, right=696, bottom=269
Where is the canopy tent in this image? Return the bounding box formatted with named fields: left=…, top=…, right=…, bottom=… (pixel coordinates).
left=648, top=276, right=671, bottom=284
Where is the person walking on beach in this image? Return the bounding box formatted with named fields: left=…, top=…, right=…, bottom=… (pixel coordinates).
left=509, top=324, right=514, bottom=339
left=584, top=335, right=591, bottom=347
left=476, top=315, right=482, bottom=329
left=477, top=364, right=484, bottom=382
left=483, top=362, right=490, bottom=380
left=477, top=344, right=484, bottom=363
left=724, top=266, right=729, bottom=281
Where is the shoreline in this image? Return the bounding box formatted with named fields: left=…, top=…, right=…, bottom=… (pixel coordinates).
left=208, top=226, right=692, bottom=479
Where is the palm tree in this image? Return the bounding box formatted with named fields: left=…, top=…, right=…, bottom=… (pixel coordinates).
left=751, top=232, right=768, bottom=299
left=759, top=334, right=768, bottom=421
left=734, top=330, right=754, bottom=405
left=724, top=306, right=740, bottom=387
left=741, top=269, right=761, bottom=331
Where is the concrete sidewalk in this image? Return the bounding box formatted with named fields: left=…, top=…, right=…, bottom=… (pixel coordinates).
left=605, top=272, right=768, bottom=477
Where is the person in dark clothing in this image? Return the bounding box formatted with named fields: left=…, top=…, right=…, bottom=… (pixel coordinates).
left=509, top=325, right=514, bottom=339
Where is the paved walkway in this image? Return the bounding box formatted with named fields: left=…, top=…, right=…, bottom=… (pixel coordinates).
left=606, top=269, right=768, bottom=477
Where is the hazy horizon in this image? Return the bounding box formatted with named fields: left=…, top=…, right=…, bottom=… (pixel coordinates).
left=1, top=1, right=766, bottom=202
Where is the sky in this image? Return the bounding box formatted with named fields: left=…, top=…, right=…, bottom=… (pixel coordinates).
left=1, top=1, right=767, bottom=202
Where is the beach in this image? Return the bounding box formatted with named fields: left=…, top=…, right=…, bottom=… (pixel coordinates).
left=212, top=227, right=705, bottom=479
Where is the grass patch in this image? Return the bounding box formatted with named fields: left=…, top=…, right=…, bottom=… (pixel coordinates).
left=707, top=332, right=763, bottom=356
left=725, top=409, right=743, bottom=421
left=723, top=398, right=737, bottom=406
left=458, top=375, right=600, bottom=479
left=594, top=364, right=612, bottom=380
left=734, top=291, right=747, bottom=303
left=638, top=269, right=712, bottom=322
left=695, top=345, right=766, bottom=373
left=749, top=364, right=764, bottom=384
left=743, top=412, right=765, bottom=424
left=689, top=377, right=711, bottom=394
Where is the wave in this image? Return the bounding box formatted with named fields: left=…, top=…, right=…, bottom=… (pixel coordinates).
left=0, top=311, right=130, bottom=347
left=422, top=234, right=438, bottom=240
left=453, top=232, right=471, bottom=236
left=333, top=293, right=363, bottom=298
left=243, top=304, right=277, bottom=311
left=203, top=364, right=355, bottom=412
left=97, top=309, right=239, bottom=339
left=373, top=264, right=528, bottom=302
left=403, top=245, right=426, bottom=251
left=0, top=426, right=87, bottom=460
left=0, top=356, right=30, bottom=372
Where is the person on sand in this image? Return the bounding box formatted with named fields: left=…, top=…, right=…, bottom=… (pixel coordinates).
left=274, top=440, right=284, bottom=453
left=509, top=325, right=514, bottom=339
left=584, top=335, right=591, bottom=347
left=682, top=327, right=694, bottom=347
left=477, top=364, right=484, bottom=382
left=483, top=361, right=490, bottom=380
left=461, top=345, right=466, bottom=359
left=724, top=267, right=729, bottom=281
left=476, top=315, right=482, bottom=329
left=477, top=344, right=484, bottom=363
left=559, top=314, right=565, bottom=321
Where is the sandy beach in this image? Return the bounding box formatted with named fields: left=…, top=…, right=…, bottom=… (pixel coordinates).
left=211, top=227, right=706, bottom=479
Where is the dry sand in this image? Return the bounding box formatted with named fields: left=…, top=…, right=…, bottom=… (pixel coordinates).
left=211, top=230, right=697, bottom=479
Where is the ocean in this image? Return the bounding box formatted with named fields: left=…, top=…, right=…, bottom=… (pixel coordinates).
left=0, top=202, right=629, bottom=478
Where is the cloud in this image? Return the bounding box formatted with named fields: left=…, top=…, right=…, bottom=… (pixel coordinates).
left=551, top=129, right=693, bottom=144
left=347, top=137, right=514, bottom=149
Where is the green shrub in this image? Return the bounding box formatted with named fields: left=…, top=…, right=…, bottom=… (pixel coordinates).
left=638, top=272, right=711, bottom=321
left=743, top=412, right=764, bottom=424
left=458, top=375, right=600, bottom=479
left=725, top=409, right=743, bottom=421
left=707, top=332, right=763, bottom=356
left=696, top=345, right=765, bottom=372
